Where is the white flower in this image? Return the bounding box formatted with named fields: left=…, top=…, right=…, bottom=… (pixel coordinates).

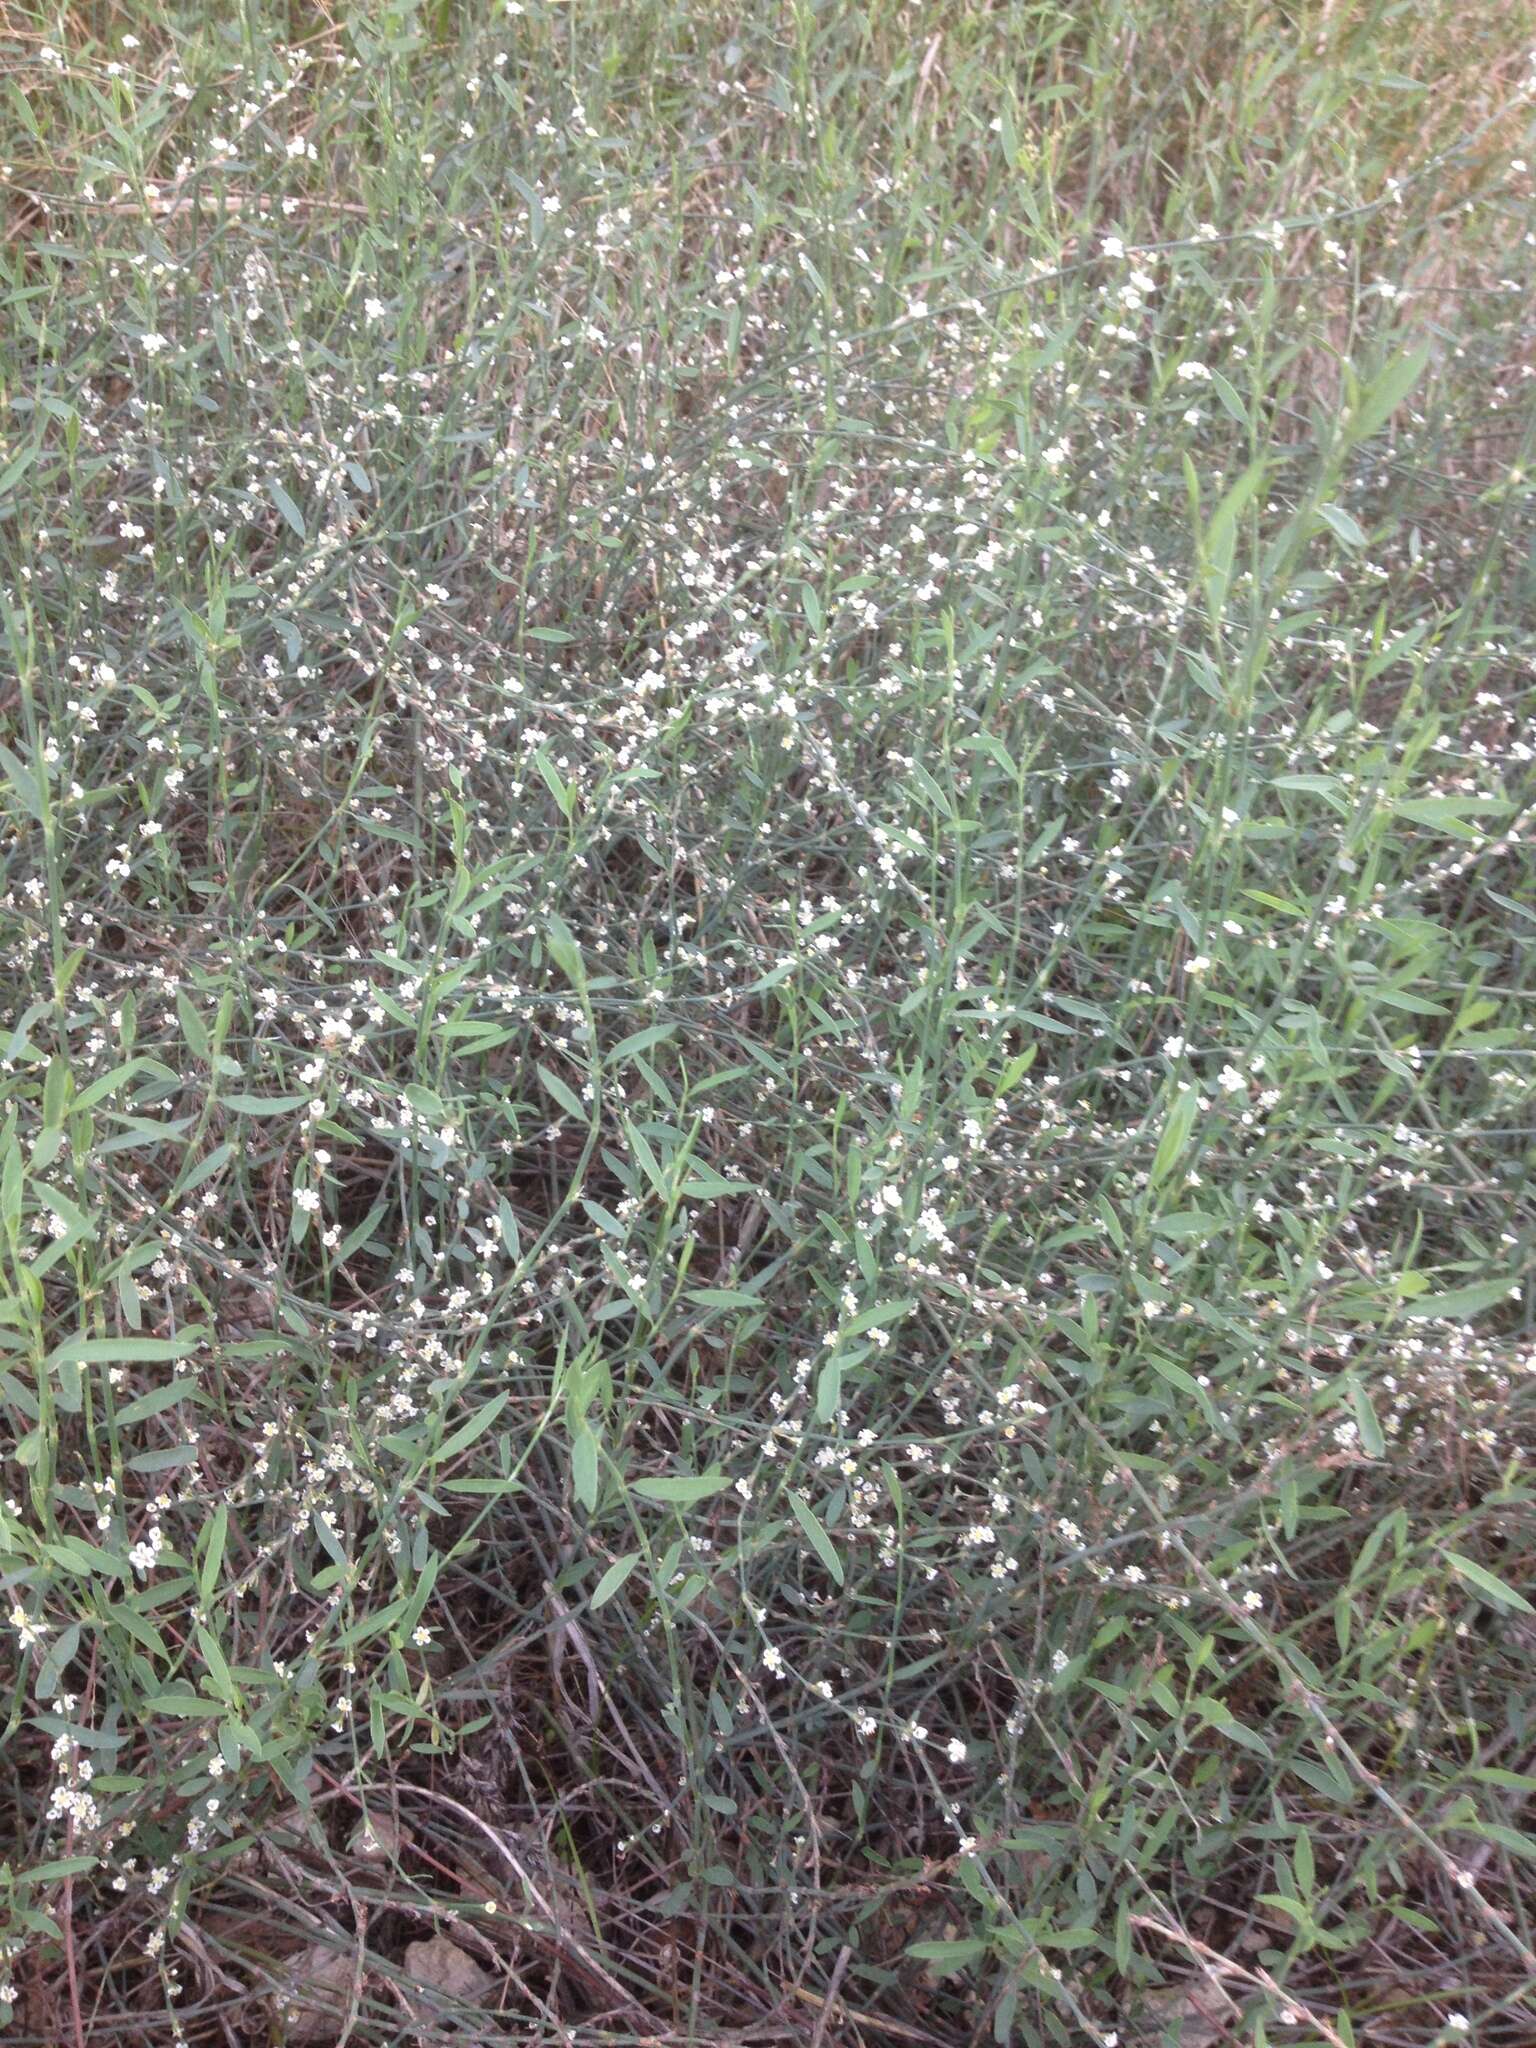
left=946, top=1737, right=967, bottom=1763
left=1162, top=1035, right=1185, bottom=1058
left=8, top=1605, right=46, bottom=1648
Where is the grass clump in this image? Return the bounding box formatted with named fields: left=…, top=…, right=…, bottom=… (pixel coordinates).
left=1, top=1, right=1534, bottom=2043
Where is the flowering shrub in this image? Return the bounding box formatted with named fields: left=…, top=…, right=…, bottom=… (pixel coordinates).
left=0, top=2, right=1533, bottom=2043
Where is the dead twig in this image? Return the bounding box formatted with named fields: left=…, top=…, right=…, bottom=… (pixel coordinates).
left=398, top=1782, right=654, bottom=2025
left=807, top=1944, right=853, bottom=2048
left=786, top=1978, right=944, bottom=2045
left=1129, top=1913, right=1350, bottom=2048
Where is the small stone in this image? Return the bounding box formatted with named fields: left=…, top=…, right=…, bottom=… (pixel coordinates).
left=275, top=1943, right=359, bottom=2041
left=349, top=1813, right=413, bottom=1862
left=404, top=1933, right=494, bottom=2005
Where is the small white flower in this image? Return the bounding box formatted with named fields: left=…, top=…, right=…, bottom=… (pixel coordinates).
left=8, top=1605, right=46, bottom=1648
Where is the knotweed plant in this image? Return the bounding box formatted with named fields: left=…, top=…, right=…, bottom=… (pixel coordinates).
left=0, top=2, right=1534, bottom=2044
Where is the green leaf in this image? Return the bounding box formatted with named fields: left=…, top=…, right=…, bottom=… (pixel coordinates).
left=1370, top=987, right=1447, bottom=1016
left=1348, top=1378, right=1386, bottom=1458
left=1036, top=1925, right=1098, bottom=1951
left=538, top=1064, right=587, bottom=1121
left=114, top=1378, right=204, bottom=1427
left=633, top=1473, right=730, bottom=1505
left=543, top=913, right=585, bottom=989
left=788, top=1492, right=845, bottom=1585
left=1023, top=817, right=1064, bottom=865
left=1294, top=1824, right=1316, bottom=1897
left=1446, top=1552, right=1533, bottom=1614
left=199, top=1505, right=229, bottom=1603
left=36, top=1621, right=83, bottom=1701
left=843, top=1297, right=915, bottom=1338
left=430, top=1391, right=509, bottom=1464
left=1150, top=1087, right=1198, bottom=1187
left=590, top=1553, right=639, bottom=1609
left=533, top=747, right=574, bottom=818
left=0, top=744, right=44, bottom=823
left=1199, top=457, right=1265, bottom=618
left=1349, top=344, right=1430, bottom=443
left=52, top=1331, right=201, bottom=1369
left=681, top=1170, right=755, bottom=1199
left=176, top=990, right=210, bottom=1060
left=1392, top=796, right=1509, bottom=840
left=816, top=1353, right=842, bottom=1422
left=1317, top=502, right=1366, bottom=549
left=1210, top=370, right=1248, bottom=426
left=908, top=1938, right=989, bottom=1974
left=265, top=477, right=306, bottom=538
left=571, top=1425, right=599, bottom=1512
left=45, top=1535, right=128, bottom=1581
left=610, top=1022, right=676, bottom=1063
left=1403, top=1280, right=1515, bottom=1321
left=1147, top=1353, right=1201, bottom=1401
left=0, top=439, right=39, bottom=498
